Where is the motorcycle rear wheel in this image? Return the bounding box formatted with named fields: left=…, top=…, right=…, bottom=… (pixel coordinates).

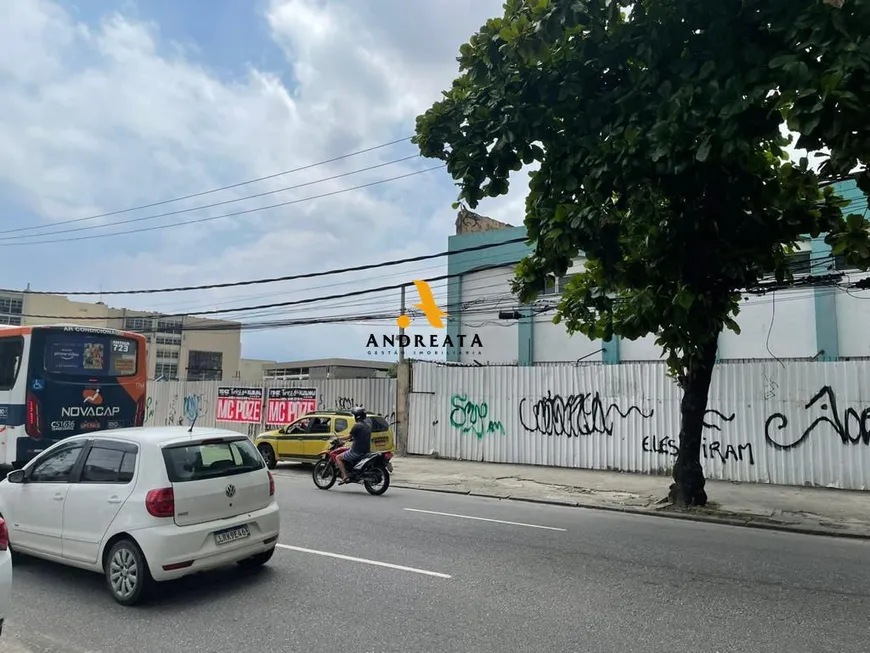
left=363, top=466, right=390, bottom=496
left=312, top=459, right=337, bottom=490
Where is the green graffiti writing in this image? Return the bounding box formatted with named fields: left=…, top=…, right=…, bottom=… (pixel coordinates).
left=449, top=394, right=505, bottom=439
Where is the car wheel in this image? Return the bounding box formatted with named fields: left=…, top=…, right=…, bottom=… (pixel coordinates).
left=258, top=444, right=277, bottom=470
left=237, top=547, right=275, bottom=569
left=105, top=539, right=153, bottom=606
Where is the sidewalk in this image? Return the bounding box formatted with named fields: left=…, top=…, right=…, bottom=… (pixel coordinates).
left=392, top=455, right=870, bottom=539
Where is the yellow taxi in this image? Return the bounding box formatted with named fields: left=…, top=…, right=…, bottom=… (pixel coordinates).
left=253, top=410, right=395, bottom=468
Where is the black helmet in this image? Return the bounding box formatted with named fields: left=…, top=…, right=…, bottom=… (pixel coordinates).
left=352, top=407, right=367, bottom=421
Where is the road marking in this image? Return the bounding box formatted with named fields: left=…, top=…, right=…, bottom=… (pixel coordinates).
left=404, top=508, right=567, bottom=531
left=275, top=543, right=451, bottom=579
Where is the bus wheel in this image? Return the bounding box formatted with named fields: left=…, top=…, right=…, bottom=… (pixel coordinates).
left=258, top=444, right=277, bottom=470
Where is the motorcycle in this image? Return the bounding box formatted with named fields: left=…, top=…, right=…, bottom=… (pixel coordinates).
left=312, top=437, right=393, bottom=495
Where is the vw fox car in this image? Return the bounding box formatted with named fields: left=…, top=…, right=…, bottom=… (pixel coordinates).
left=0, top=426, right=279, bottom=606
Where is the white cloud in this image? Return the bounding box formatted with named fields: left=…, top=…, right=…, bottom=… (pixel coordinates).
left=0, top=0, right=509, bottom=361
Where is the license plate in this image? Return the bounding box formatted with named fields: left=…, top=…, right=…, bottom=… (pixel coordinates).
left=386, top=462, right=393, bottom=472
left=214, top=524, right=251, bottom=545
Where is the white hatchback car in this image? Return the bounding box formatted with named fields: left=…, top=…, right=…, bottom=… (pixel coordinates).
left=0, top=426, right=280, bottom=606
left=0, top=515, right=10, bottom=636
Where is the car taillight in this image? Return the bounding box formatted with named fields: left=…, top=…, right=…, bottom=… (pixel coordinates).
left=0, top=517, right=8, bottom=551
left=268, top=471, right=275, bottom=496
left=25, top=392, right=41, bottom=439
left=145, top=487, right=174, bottom=518
left=135, top=397, right=145, bottom=426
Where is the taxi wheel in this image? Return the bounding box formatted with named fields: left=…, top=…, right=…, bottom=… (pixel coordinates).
left=258, top=444, right=277, bottom=469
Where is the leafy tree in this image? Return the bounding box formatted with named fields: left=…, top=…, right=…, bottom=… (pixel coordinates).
left=413, top=0, right=870, bottom=505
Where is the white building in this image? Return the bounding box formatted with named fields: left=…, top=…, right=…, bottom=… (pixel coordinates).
left=446, top=181, right=870, bottom=365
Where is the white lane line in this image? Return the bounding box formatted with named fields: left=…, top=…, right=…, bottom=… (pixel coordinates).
left=275, top=543, right=452, bottom=579
left=404, top=508, right=567, bottom=531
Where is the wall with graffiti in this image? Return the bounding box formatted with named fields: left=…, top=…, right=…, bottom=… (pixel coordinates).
left=408, top=360, right=870, bottom=490
left=145, top=378, right=396, bottom=436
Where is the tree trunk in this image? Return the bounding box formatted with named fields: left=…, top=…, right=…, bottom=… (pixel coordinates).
left=668, top=338, right=718, bottom=507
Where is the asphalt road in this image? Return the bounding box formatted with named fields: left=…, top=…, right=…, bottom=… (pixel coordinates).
left=3, top=464, right=869, bottom=653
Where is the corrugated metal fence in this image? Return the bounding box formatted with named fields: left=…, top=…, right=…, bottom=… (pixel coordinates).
left=408, top=360, right=870, bottom=490
left=145, top=378, right=396, bottom=438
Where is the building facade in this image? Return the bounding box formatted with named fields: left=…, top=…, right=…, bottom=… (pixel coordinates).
left=446, top=180, right=869, bottom=365
left=263, top=358, right=393, bottom=380
left=0, top=292, right=242, bottom=380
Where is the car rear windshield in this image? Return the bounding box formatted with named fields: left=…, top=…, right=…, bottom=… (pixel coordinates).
left=369, top=416, right=390, bottom=432
left=162, top=437, right=264, bottom=483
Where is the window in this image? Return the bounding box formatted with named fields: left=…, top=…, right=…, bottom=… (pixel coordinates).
left=81, top=446, right=137, bottom=483
left=788, top=251, right=812, bottom=275
left=334, top=418, right=349, bottom=432
left=156, top=349, right=179, bottom=360
left=124, top=317, right=151, bottom=333
left=155, top=362, right=178, bottom=379
left=162, top=437, right=264, bottom=482
left=157, top=318, right=182, bottom=334
left=0, top=295, right=23, bottom=327
left=188, top=350, right=223, bottom=382
left=309, top=417, right=331, bottom=434
left=155, top=334, right=182, bottom=346
left=536, top=273, right=579, bottom=296
left=0, top=337, right=23, bottom=390
left=29, top=444, right=84, bottom=482
left=368, top=416, right=391, bottom=433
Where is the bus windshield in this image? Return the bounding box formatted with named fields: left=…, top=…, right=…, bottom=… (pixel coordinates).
left=43, top=332, right=138, bottom=377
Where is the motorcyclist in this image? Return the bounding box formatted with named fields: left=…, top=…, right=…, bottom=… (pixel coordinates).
left=336, top=407, right=371, bottom=484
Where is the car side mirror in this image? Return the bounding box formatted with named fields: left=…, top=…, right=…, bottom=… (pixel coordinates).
left=6, top=469, right=25, bottom=484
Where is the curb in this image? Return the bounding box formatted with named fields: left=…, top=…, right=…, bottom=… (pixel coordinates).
left=392, top=482, right=870, bottom=541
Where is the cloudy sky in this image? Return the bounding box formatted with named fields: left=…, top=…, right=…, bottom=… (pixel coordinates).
left=0, top=0, right=527, bottom=362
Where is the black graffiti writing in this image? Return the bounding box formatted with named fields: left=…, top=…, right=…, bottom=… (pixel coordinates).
left=316, top=394, right=396, bottom=427
left=335, top=396, right=356, bottom=410
left=702, top=409, right=736, bottom=431
left=518, top=390, right=653, bottom=437
left=642, top=436, right=755, bottom=465
left=765, top=385, right=870, bottom=451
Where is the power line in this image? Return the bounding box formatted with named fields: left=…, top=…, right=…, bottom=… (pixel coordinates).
left=0, top=136, right=413, bottom=236
left=5, top=237, right=526, bottom=296
left=0, top=165, right=445, bottom=248
left=14, top=261, right=517, bottom=320
left=0, top=154, right=422, bottom=243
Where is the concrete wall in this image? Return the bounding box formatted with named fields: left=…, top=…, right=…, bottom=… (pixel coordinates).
left=408, top=360, right=870, bottom=490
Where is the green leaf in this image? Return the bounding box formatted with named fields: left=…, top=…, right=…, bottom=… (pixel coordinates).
left=696, top=138, right=712, bottom=162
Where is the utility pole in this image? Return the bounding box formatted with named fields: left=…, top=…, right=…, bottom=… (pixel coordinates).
left=398, top=285, right=406, bottom=363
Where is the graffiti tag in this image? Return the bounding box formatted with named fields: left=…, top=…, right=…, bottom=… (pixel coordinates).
left=518, top=390, right=653, bottom=437
left=449, top=394, right=505, bottom=439
left=765, top=385, right=870, bottom=450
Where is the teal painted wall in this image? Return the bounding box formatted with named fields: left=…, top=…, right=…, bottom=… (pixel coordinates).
left=447, top=227, right=533, bottom=362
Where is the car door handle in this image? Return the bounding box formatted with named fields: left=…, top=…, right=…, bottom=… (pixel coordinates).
left=53, top=493, right=65, bottom=501
left=108, top=496, right=121, bottom=504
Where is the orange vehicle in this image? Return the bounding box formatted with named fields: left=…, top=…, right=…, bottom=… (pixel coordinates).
left=0, top=324, right=147, bottom=478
